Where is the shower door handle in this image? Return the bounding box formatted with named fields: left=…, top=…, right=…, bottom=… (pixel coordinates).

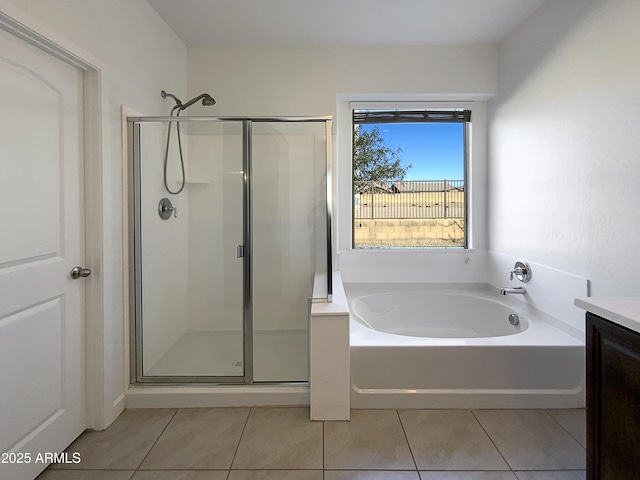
left=236, top=244, right=244, bottom=258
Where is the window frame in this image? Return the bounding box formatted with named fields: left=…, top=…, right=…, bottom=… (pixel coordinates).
left=351, top=104, right=471, bottom=250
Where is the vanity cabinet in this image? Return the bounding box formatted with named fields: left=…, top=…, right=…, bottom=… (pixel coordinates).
left=587, top=312, right=640, bottom=480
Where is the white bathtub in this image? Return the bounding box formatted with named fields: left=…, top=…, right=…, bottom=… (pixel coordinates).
left=351, top=291, right=530, bottom=338
left=345, top=283, right=585, bottom=409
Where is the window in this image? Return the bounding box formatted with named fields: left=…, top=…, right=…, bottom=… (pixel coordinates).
left=352, top=108, right=470, bottom=249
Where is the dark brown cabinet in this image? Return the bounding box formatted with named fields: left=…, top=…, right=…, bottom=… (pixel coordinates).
left=587, top=312, right=640, bottom=480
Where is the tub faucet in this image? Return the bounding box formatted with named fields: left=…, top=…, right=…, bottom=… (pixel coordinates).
left=500, top=287, right=526, bottom=295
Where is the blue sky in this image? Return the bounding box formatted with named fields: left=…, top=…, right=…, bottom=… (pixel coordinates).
left=361, top=123, right=464, bottom=180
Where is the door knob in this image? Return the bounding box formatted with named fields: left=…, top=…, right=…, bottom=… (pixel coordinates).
left=70, top=266, right=91, bottom=279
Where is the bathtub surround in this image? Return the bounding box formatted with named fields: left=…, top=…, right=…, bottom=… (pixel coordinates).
left=486, top=251, right=588, bottom=340
left=339, top=249, right=488, bottom=284
left=339, top=251, right=587, bottom=410
left=346, top=283, right=584, bottom=409
left=338, top=185, right=589, bottom=412
left=341, top=250, right=587, bottom=335
left=304, top=249, right=589, bottom=414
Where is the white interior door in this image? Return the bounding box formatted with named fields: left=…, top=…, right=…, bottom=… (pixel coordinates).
left=0, top=27, right=85, bottom=480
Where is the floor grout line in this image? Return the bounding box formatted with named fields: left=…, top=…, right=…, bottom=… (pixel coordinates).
left=470, top=409, right=516, bottom=474
left=133, top=408, right=180, bottom=473
left=321, top=418, right=325, bottom=478
left=396, top=409, right=420, bottom=473
left=544, top=409, right=587, bottom=450
left=227, top=406, right=253, bottom=476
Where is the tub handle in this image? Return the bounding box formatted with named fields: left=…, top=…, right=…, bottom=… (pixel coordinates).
left=510, top=261, right=531, bottom=283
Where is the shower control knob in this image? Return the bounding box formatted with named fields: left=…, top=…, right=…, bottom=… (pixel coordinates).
left=70, top=266, right=91, bottom=279
left=158, top=198, right=177, bottom=220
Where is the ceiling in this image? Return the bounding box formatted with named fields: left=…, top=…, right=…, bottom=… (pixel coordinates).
left=146, top=0, right=549, bottom=47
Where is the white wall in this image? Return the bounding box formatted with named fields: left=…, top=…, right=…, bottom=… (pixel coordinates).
left=1, top=0, right=187, bottom=427
left=4, top=0, right=186, bottom=111
left=489, top=0, right=640, bottom=296
left=188, top=45, right=498, bottom=117
left=188, top=45, right=499, bottom=281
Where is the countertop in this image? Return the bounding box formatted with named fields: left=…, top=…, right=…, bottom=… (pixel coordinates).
left=575, top=297, right=640, bottom=334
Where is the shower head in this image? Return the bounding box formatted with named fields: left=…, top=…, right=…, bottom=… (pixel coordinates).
left=180, top=93, right=216, bottom=110
left=202, top=95, right=216, bottom=106
left=161, top=90, right=216, bottom=111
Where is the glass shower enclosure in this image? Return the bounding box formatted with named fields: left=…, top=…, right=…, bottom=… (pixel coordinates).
left=128, top=116, right=332, bottom=383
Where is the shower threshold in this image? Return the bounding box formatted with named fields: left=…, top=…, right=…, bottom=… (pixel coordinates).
left=125, top=382, right=310, bottom=408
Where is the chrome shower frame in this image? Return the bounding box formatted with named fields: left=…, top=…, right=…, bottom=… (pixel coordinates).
left=127, top=115, right=333, bottom=385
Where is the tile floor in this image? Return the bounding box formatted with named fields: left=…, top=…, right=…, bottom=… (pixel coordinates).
left=37, top=407, right=586, bottom=480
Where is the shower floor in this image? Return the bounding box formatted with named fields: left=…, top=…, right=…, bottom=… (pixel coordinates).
left=145, top=329, right=308, bottom=382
